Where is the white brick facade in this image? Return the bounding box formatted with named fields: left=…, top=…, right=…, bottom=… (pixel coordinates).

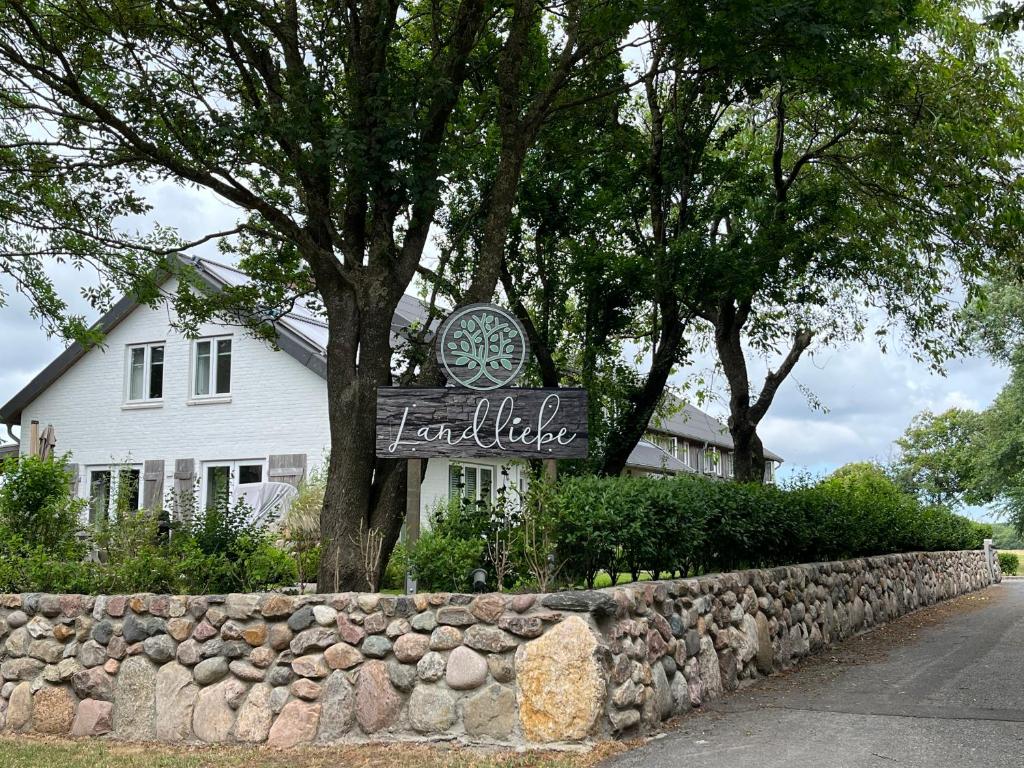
left=17, top=278, right=520, bottom=527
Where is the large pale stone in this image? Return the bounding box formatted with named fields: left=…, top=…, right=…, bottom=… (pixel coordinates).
left=235, top=683, right=274, bottom=743
left=354, top=660, right=401, bottom=734
left=4, top=681, right=31, bottom=732
left=192, top=680, right=237, bottom=743
left=155, top=662, right=198, bottom=742
left=267, top=700, right=320, bottom=748
left=408, top=685, right=456, bottom=734
left=113, top=656, right=156, bottom=740
left=463, top=683, right=517, bottom=739
left=445, top=646, right=488, bottom=690
left=324, top=642, right=363, bottom=670
left=392, top=632, right=430, bottom=663
left=728, top=615, right=758, bottom=664
left=514, top=616, right=606, bottom=742
left=316, top=671, right=355, bottom=742
left=71, top=698, right=113, bottom=737
left=32, top=686, right=76, bottom=734
left=697, top=635, right=722, bottom=699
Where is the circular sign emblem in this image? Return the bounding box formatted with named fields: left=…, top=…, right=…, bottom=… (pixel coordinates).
left=436, top=303, right=530, bottom=390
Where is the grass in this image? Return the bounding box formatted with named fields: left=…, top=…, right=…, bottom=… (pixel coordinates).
left=0, top=737, right=623, bottom=768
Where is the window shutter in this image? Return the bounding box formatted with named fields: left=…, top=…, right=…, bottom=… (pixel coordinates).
left=142, top=459, right=165, bottom=510
left=268, top=454, right=307, bottom=487
left=448, top=464, right=462, bottom=500
left=173, top=458, right=196, bottom=518
left=67, top=463, right=80, bottom=498
left=465, top=467, right=477, bottom=500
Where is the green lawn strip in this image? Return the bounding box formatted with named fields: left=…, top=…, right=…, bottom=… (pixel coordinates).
left=0, top=737, right=615, bottom=768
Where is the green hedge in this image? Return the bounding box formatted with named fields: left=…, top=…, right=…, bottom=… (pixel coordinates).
left=998, top=551, right=1019, bottom=575
left=555, top=464, right=991, bottom=587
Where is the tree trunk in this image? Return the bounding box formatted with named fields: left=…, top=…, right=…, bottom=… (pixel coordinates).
left=711, top=299, right=812, bottom=483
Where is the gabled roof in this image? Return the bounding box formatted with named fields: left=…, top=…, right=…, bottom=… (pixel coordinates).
left=645, top=400, right=784, bottom=463
left=0, top=256, right=432, bottom=428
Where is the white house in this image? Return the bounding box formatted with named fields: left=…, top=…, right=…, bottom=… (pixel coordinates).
left=0, top=257, right=780, bottom=526
left=0, top=257, right=525, bottom=528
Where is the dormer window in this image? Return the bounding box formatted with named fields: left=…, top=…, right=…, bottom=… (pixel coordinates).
left=126, top=343, right=164, bottom=402
left=193, top=338, right=232, bottom=398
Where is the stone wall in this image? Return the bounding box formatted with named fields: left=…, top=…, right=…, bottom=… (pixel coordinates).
left=0, top=550, right=999, bottom=745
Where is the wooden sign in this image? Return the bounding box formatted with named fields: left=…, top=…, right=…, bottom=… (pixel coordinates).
left=376, top=387, right=588, bottom=459
left=435, top=303, right=530, bottom=391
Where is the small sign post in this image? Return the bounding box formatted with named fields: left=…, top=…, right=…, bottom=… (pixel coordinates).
left=378, top=303, right=588, bottom=593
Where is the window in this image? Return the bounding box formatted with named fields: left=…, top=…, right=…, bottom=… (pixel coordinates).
left=764, top=461, right=775, bottom=483
left=723, top=451, right=734, bottom=478
left=448, top=463, right=495, bottom=506
left=126, top=344, right=164, bottom=402
left=202, top=459, right=265, bottom=509
left=193, top=338, right=232, bottom=397
left=688, top=444, right=700, bottom=470
left=87, top=467, right=141, bottom=523
left=647, top=433, right=677, bottom=458
left=703, top=447, right=720, bottom=475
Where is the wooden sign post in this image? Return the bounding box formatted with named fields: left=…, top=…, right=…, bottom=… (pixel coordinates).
left=378, top=303, right=588, bottom=593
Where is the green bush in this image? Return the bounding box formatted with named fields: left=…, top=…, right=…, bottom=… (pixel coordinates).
left=0, top=454, right=85, bottom=548
left=999, top=551, right=1019, bottom=575
left=406, top=501, right=486, bottom=592
left=551, top=463, right=989, bottom=584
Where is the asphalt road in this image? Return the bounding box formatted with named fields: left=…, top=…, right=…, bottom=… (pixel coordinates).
left=603, top=580, right=1024, bottom=768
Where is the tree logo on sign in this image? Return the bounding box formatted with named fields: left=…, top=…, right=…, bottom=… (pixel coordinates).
left=436, top=303, right=529, bottom=390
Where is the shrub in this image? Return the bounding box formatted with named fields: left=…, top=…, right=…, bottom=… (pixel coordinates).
left=999, top=551, right=1019, bottom=575
left=0, top=454, right=85, bottom=548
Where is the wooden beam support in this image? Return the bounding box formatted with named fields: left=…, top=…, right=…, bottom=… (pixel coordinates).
left=405, top=458, right=422, bottom=594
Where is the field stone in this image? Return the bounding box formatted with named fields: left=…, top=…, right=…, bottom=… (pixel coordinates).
left=143, top=634, right=177, bottom=663
left=393, top=632, right=430, bottom=663
left=324, top=642, right=362, bottom=670
left=361, top=635, right=392, bottom=659
left=410, top=612, right=437, bottom=632
left=268, top=623, right=294, bottom=651
left=31, top=686, right=76, bottom=734
left=269, top=685, right=290, bottom=714
left=3, top=657, right=43, bottom=681
left=355, top=660, right=401, bottom=733
left=292, top=654, right=330, bottom=679
left=336, top=615, right=366, bottom=645
left=515, top=616, right=606, bottom=742
left=113, top=656, right=157, bottom=740
left=71, top=698, right=113, bottom=737
left=71, top=667, right=113, bottom=701
left=417, top=652, right=445, bottom=682
left=249, top=646, right=276, bottom=669
left=445, top=646, right=488, bottom=690
left=26, top=616, right=52, bottom=639
left=78, top=640, right=106, bottom=668
left=313, top=605, right=337, bottom=626
left=192, top=679, right=237, bottom=743
left=464, top=625, right=517, bottom=653
left=487, top=654, right=515, bottom=684
left=242, top=624, right=268, bottom=647
left=5, top=682, right=32, bottom=731
left=316, top=671, right=355, bottom=742
left=5, top=627, right=29, bottom=657
left=408, top=685, right=456, bottom=734
left=429, top=626, right=462, bottom=651
left=235, top=683, right=274, bottom=743
left=193, top=657, right=230, bottom=686
left=697, top=635, right=723, bottom=699
left=387, top=662, right=417, bottom=693
left=91, top=620, right=114, bottom=645
left=290, top=678, right=323, bottom=701
left=755, top=612, right=773, bottom=674
left=176, top=639, right=202, bottom=666
left=6, top=611, right=28, bottom=629
left=259, top=594, right=295, bottom=620
left=225, top=594, right=260, bottom=621
left=155, top=662, right=198, bottom=742
left=464, top=683, right=517, bottom=739
left=436, top=607, right=475, bottom=627
left=290, top=627, right=337, bottom=655
left=287, top=606, right=315, bottom=632
left=229, top=660, right=266, bottom=682
left=267, top=700, right=320, bottom=748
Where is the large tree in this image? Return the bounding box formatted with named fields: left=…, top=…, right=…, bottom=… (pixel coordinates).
left=502, top=0, right=1024, bottom=480
left=0, top=0, right=637, bottom=589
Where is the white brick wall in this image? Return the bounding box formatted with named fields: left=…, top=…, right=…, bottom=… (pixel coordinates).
left=19, top=279, right=518, bottom=527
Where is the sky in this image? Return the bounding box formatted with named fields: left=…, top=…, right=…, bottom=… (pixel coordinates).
left=0, top=182, right=1011, bottom=521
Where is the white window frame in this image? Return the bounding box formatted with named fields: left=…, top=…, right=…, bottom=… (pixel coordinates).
left=85, top=465, right=143, bottom=524
left=191, top=336, right=233, bottom=401
left=724, top=451, right=735, bottom=478
left=448, top=462, right=497, bottom=506
left=703, top=446, right=721, bottom=475
left=200, top=459, right=267, bottom=509
left=124, top=342, right=165, bottom=404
